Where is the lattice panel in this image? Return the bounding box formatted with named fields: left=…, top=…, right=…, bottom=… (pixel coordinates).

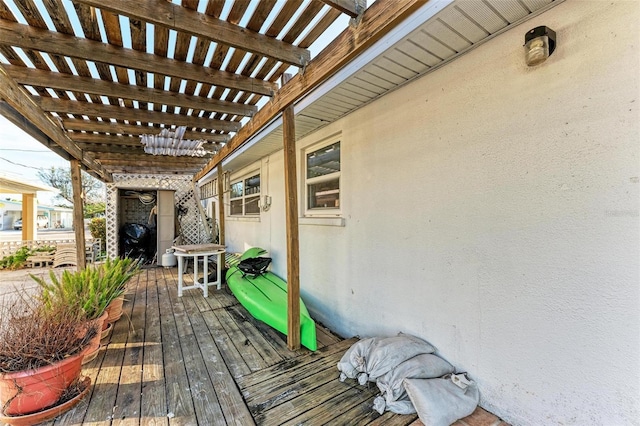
left=106, top=174, right=212, bottom=259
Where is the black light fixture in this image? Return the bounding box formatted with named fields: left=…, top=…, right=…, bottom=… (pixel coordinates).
left=524, top=26, right=556, bottom=66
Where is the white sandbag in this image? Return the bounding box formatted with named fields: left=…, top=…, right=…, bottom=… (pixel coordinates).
left=403, top=374, right=480, bottom=426
left=361, top=333, right=436, bottom=382
left=374, top=353, right=455, bottom=414
left=373, top=396, right=416, bottom=415
left=336, top=337, right=381, bottom=382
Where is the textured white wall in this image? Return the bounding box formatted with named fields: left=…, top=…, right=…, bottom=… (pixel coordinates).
left=223, top=1, right=639, bottom=424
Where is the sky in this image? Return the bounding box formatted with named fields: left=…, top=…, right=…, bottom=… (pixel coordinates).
left=0, top=115, right=70, bottom=204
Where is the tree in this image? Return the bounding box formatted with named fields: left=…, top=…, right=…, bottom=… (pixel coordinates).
left=37, top=166, right=105, bottom=206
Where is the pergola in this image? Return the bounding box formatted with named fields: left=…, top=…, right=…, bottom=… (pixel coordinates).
left=0, top=0, right=560, bottom=349
left=0, top=0, right=426, bottom=349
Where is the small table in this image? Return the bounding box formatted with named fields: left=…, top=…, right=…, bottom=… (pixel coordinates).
left=172, top=244, right=226, bottom=297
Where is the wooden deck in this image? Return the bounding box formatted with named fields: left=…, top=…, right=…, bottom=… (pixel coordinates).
left=28, top=267, right=416, bottom=426
left=0, top=266, right=506, bottom=426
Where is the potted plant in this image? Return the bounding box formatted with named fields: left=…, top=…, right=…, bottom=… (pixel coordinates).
left=0, top=296, right=95, bottom=418
left=32, top=257, right=141, bottom=362
left=99, top=257, right=141, bottom=327
left=33, top=267, right=110, bottom=364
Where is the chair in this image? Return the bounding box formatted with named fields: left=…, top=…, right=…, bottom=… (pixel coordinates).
left=53, top=244, right=78, bottom=268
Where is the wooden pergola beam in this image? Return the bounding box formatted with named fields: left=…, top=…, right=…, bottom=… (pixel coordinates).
left=81, top=144, right=214, bottom=158
left=75, top=0, right=310, bottom=67
left=34, top=98, right=241, bottom=132
left=5, top=65, right=258, bottom=117
left=69, top=132, right=221, bottom=149
left=94, top=152, right=211, bottom=163
left=0, top=64, right=112, bottom=182
left=63, top=120, right=229, bottom=143
left=319, top=0, right=366, bottom=18
left=79, top=144, right=147, bottom=154
left=195, top=0, right=426, bottom=181
left=106, top=167, right=197, bottom=174
left=0, top=20, right=278, bottom=96
left=98, top=158, right=204, bottom=169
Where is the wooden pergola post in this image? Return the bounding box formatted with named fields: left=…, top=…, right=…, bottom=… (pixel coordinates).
left=217, top=164, right=226, bottom=268
left=282, top=74, right=301, bottom=350
left=70, top=159, right=86, bottom=270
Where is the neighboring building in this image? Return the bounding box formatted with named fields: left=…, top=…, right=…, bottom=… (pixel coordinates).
left=0, top=199, right=73, bottom=230
left=199, top=2, right=639, bottom=425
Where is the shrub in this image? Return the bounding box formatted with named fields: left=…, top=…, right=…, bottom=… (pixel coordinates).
left=0, top=245, right=54, bottom=270
left=88, top=217, right=106, bottom=252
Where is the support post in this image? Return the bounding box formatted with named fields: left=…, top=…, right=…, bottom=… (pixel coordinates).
left=282, top=74, right=301, bottom=350
left=217, top=164, right=226, bottom=269
left=21, top=193, right=37, bottom=241
left=70, top=159, right=86, bottom=270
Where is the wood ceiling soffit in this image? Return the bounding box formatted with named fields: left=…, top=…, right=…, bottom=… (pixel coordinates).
left=63, top=121, right=229, bottom=143
left=195, top=0, right=427, bottom=181
left=33, top=97, right=241, bottom=132
left=0, top=64, right=111, bottom=182
left=73, top=0, right=310, bottom=67
left=5, top=65, right=257, bottom=117
left=0, top=20, right=277, bottom=96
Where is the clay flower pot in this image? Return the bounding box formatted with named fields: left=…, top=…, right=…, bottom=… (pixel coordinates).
left=101, top=322, right=113, bottom=340
left=80, top=311, right=108, bottom=365
left=0, top=352, right=83, bottom=416
left=105, top=295, right=125, bottom=325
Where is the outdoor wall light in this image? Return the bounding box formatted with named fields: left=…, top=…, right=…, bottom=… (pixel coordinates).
left=524, top=26, right=556, bottom=66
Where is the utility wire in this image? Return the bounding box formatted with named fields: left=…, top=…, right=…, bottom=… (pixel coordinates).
left=0, top=156, right=42, bottom=170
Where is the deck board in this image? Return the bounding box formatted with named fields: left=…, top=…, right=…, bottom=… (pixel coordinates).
left=10, top=266, right=502, bottom=426
left=139, top=268, right=169, bottom=426
left=157, top=268, right=198, bottom=424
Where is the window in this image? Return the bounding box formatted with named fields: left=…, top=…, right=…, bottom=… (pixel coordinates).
left=230, top=173, right=260, bottom=216
left=305, top=141, right=340, bottom=214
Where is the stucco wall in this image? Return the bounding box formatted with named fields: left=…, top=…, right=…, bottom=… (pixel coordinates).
left=223, top=1, right=639, bottom=424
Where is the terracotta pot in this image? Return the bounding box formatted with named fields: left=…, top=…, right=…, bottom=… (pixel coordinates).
left=81, top=311, right=108, bottom=365
left=0, top=352, right=83, bottom=416
left=105, top=295, right=125, bottom=325
left=0, top=376, right=91, bottom=426
left=100, top=322, right=113, bottom=340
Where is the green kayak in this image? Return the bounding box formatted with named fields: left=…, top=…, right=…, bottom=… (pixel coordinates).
left=226, top=248, right=317, bottom=351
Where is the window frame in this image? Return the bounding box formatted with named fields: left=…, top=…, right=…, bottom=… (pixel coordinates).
left=229, top=172, right=261, bottom=217
left=303, top=140, right=341, bottom=218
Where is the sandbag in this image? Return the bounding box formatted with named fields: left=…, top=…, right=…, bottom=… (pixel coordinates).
left=336, top=337, right=381, bottom=382
left=404, top=374, right=479, bottom=426
left=360, top=333, right=436, bottom=383
left=373, top=396, right=416, bottom=415
left=374, top=353, right=455, bottom=414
